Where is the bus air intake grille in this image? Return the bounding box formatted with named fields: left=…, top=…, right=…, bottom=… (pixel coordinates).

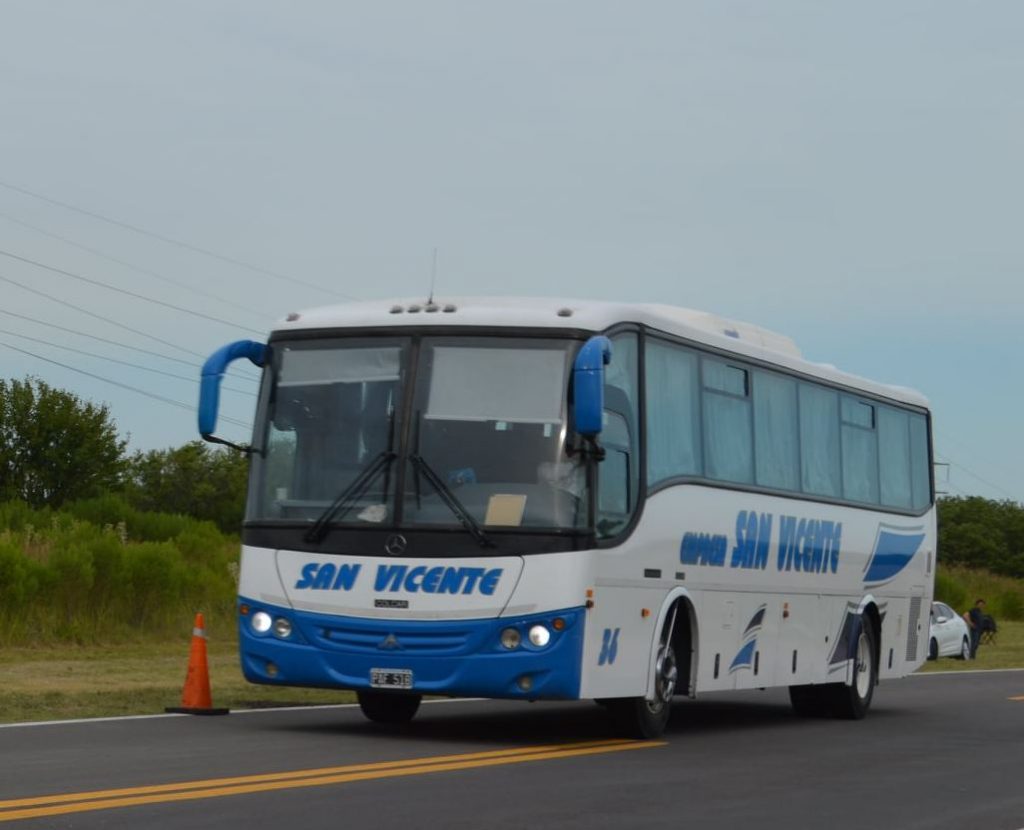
left=314, top=623, right=473, bottom=655
left=906, top=596, right=922, bottom=662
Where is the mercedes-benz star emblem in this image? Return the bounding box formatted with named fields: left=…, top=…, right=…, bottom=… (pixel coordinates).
left=384, top=534, right=408, bottom=556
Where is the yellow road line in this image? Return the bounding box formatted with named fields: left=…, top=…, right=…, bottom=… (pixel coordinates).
left=0, top=739, right=662, bottom=822
left=0, top=739, right=624, bottom=810
left=1010, top=695, right=1024, bottom=701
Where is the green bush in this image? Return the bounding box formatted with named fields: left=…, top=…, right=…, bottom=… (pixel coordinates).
left=934, top=570, right=967, bottom=610
left=0, top=499, right=240, bottom=645
left=994, top=591, right=1024, bottom=622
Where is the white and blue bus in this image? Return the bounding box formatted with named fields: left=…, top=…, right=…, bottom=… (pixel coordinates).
left=199, top=298, right=934, bottom=737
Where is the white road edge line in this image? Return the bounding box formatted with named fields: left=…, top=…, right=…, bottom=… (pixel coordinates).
left=913, top=667, right=1024, bottom=677
left=4, top=668, right=1022, bottom=729
left=0, top=697, right=485, bottom=730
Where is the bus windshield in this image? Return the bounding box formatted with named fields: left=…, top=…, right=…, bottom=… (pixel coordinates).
left=248, top=335, right=587, bottom=532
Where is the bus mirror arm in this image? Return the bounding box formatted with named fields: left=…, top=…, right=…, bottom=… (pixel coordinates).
left=566, top=433, right=606, bottom=462
left=201, top=432, right=257, bottom=455
left=198, top=340, right=267, bottom=451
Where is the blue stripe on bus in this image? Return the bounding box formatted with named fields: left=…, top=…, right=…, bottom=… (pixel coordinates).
left=863, top=528, right=926, bottom=586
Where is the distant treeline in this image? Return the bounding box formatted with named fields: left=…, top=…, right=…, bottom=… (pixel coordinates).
left=0, top=377, right=248, bottom=532
left=0, top=378, right=250, bottom=644
left=938, top=496, right=1024, bottom=579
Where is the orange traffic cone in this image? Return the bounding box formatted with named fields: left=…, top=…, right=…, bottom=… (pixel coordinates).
left=165, top=613, right=229, bottom=715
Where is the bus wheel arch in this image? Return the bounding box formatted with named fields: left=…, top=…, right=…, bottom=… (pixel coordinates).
left=860, top=601, right=882, bottom=683
left=647, top=590, right=697, bottom=701
left=606, top=591, right=696, bottom=739
left=831, top=602, right=880, bottom=720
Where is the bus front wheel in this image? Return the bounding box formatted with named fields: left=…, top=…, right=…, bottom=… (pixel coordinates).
left=607, top=640, right=678, bottom=739
left=357, top=690, right=422, bottom=724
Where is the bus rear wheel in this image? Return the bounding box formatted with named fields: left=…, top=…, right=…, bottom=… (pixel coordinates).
left=357, top=690, right=422, bottom=724
left=830, top=622, right=876, bottom=720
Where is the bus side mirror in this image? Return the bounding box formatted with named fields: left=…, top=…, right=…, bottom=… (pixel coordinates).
left=572, top=336, right=612, bottom=437
left=199, top=340, right=267, bottom=449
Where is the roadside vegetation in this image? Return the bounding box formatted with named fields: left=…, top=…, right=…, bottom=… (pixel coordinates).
left=0, top=497, right=239, bottom=646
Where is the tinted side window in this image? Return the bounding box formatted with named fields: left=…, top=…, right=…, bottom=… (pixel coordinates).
left=909, top=413, right=932, bottom=510
left=878, top=407, right=912, bottom=509
left=799, top=384, right=841, bottom=497
left=841, top=397, right=879, bottom=504
left=753, top=371, right=799, bottom=491
left=703, top=359, right=753, bottom=484
left=645, top=339, right=701, bottom=485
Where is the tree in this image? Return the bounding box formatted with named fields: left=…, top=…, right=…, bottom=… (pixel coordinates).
left=0, top=377, right=126, bottom=508
left=938, top=496, right=1024, bottom=578
left=123, top=441, right=249, bottom=532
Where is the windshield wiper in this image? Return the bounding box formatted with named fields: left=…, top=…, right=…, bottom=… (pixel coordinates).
left=408, top=454, right=495, bottom=548
left=305, top=451, right=396, bottom=543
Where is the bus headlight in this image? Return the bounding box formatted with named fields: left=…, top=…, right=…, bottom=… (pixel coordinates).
left=500, top=628, right=521, bottom=650
left=272, top=617, right=293, bottom=639
left=528, top=625, right=551, bottom=647
left=251, top=611, right=272, bottom=634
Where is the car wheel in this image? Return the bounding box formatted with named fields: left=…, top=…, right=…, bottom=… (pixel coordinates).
left=958, top=636, right=970, bottom=661
left=357, top=690, right=422, bottom=724
left=928, top=638, right=938, bottom=661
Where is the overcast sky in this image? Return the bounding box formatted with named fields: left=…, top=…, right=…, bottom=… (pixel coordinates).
left=0, top=1, right=1021, bottom=503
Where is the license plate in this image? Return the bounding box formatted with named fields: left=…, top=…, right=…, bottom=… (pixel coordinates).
left=370, top=668, right=413, bottom=689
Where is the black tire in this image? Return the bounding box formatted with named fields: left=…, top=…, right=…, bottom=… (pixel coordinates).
left=957, top=636, right=970, bottom=661
left=357, top=690, right=422, bottom=724
left=607, top=696, right=672, bottom=740
left=830, top=620, right=876, bottom=720
left=606, top=629, right=679, bottom=739
left=928, top=638, right=939, bottom=661
left=788, top=684, right=832, bottom=718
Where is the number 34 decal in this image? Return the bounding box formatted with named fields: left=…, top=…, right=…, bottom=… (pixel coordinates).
left=598, top=628, right=620, bottom=666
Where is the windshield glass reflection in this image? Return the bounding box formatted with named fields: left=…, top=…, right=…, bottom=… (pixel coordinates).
left=404, top=338, right=585, bottom=530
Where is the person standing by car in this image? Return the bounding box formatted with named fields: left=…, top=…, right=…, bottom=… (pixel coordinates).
left=964, top=599, right=986, bottom=659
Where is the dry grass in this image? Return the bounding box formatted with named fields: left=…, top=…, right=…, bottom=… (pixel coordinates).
left=917, top=619, right=1024, bottom=673
left=0, top=638, right=353, bottom=724
left=2, top=615, right=1022, bottom=724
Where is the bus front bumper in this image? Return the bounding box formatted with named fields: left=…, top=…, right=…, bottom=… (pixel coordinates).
left=237, top=596, right=585, bottom=700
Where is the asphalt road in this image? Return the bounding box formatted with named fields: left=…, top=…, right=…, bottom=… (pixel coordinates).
left=2, top=670, right=1023, bottom=830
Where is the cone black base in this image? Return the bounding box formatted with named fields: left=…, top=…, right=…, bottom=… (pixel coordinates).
left=164, top=706, right=230, bottom=715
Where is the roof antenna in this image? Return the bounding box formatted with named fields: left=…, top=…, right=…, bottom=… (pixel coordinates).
left=427, top=247, right=438, bottom=305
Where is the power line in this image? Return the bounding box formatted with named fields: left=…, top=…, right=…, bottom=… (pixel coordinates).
left=0, top=327, right=257, bottom=397
left=0, top=340, right=252, bottom=430
left=0, top=248, right=266, bottom=335
left=0, top=269, right=205, bottom=359
left=935, top=428, right=1021, bottom=496
left=0, top=208, right=273, bottom=321
left=0, top=179, right=355, bottom=299
left=0, top=307, right=210, bottom=369
left=933, top=453, right=1018, bottom=502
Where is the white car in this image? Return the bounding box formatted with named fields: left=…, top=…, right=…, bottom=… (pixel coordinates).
left=928, top=601, right=971, bottom=660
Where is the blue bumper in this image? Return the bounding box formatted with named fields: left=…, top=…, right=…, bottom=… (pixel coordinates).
left=237, top=596, right=585, bottom=700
